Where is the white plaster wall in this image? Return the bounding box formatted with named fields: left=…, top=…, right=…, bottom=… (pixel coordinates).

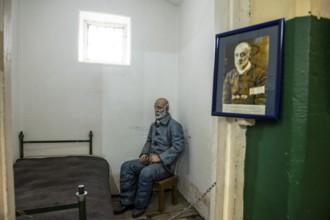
left=11, top=0, right=180, bottom=191
left=177, top=0, right=216, bottom=218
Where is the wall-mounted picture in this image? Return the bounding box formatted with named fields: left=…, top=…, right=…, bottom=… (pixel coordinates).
left=211, top=19, right=284, bottom=120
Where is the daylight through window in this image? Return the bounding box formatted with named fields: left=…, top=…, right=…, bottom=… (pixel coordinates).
left=79, top=11, right=131, bottom=65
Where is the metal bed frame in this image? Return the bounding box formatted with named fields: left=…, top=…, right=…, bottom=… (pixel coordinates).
left=19, top=131, right=93, bottom=159
left=16, top=131, right=94, bottom=220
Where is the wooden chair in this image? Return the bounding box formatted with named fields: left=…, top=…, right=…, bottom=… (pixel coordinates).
left=153, top=175, right=179, bottom=213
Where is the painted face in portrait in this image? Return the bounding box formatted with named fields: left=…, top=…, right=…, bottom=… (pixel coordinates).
left=234, top=42, right=251, bottom=72
left=154, top=98, right=169, bottom=119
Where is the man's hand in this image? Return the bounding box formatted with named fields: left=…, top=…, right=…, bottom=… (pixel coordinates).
left=139, top=154, right=149, bottom=164
left=149, top=154, right=161, bottom=163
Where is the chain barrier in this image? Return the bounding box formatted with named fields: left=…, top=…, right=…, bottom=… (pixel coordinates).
left=16, top=210, right=35, bottom=219
left=169, top=182, right=216, bottom=220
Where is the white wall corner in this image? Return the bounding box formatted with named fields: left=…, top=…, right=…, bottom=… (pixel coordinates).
left=214, top=117, right=254, bottom=220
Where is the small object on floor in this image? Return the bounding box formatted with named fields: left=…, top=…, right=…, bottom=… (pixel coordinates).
left=113, top=204, right=134, bottom=215
left=132, top=208, right=146, bottom=218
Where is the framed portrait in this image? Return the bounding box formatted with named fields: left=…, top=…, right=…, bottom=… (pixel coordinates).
left=211, top=18, right=284, bottom=120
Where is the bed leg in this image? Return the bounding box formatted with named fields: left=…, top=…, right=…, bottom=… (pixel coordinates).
left=89, top=131, right=93, bottom=155
left=19, top=131, right=24, bottom=159
left=76, top=185, right=88, bottom=220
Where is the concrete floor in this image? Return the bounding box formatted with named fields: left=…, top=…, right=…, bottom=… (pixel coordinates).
left=112, top=190, right=204, bottom=220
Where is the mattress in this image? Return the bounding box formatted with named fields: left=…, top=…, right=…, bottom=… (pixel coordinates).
left=14, top=156, right=115, bottom=220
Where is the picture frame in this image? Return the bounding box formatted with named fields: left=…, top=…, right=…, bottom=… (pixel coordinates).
left=211, top=18, right=284, bottom=120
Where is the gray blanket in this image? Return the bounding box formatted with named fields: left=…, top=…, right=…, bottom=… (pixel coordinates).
left=14, top=156, right=115, bottom=220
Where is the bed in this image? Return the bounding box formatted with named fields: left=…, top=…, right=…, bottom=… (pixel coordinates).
left=14, top=131, right=115, bottom=220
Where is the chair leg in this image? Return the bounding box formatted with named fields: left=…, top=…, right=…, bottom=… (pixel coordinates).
left=158, top=188, right=165, bottom=213
left=172, top=185, right=178, bottom=205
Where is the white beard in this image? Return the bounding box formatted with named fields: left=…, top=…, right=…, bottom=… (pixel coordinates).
left=155, top=111, right=167, bottom=119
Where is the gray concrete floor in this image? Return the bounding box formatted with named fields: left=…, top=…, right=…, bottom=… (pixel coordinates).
left=112, top=190, right=204, bottom=220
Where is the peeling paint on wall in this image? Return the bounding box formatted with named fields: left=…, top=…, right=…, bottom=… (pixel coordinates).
left=251, top=0, right=330, bottom=25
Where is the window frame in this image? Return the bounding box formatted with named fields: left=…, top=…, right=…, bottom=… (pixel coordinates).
left=78, top=11, right=131, bottom=65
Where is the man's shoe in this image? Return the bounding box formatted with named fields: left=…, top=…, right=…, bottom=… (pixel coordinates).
left=132, top=208, right=146, bottom=218
left=113, top=204, right=134, bottom=215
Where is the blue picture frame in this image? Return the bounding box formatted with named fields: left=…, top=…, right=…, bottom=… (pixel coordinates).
left=211, top=18, right=284, bottom=120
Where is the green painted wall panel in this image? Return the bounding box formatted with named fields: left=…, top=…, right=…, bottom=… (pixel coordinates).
left=244, top=16, right=330, bottom=220
left=302, top=17, right=330, bottom=220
